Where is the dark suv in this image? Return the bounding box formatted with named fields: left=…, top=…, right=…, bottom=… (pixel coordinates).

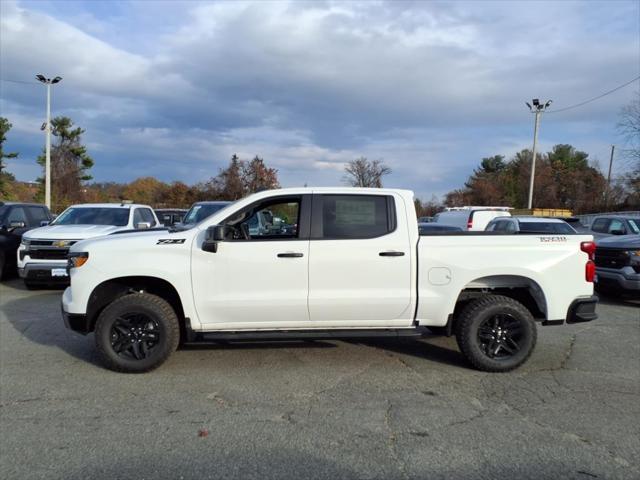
left=0, top=202, right=53, bottom=278
left=589, top=216, right=640, bottom=239
left=594, top=235, right=640, bottom=296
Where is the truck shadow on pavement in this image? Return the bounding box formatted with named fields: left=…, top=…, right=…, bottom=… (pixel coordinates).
left=2, top=278, right=467, bottom=370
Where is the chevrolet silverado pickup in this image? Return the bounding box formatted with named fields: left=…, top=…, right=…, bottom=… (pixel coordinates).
left=61, top=188, right=598, bottom=373
left=18, top=202, right=160, bottom=288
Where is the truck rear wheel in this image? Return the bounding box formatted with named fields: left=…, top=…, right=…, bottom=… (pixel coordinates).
left=455, top=295, right=537, bottom=372
left=94, top=292, right=180, bottom=373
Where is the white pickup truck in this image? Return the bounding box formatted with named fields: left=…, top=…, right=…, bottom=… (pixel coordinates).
left=18, top=203, right=160, bottom=288
left=61, top=188, right=598, bottom=373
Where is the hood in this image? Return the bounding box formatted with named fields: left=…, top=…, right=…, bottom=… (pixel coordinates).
left=24, top=224, right=123, bottom=240
left=70, top=228, right=195, bottom=253
left=596, top=234, right=640, bottom=249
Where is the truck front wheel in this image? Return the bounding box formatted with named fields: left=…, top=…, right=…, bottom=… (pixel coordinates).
left=455, top=295, right=537, bottom=372
left=94, top=292, right=180, bottom=373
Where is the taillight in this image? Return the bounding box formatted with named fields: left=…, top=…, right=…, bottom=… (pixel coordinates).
left=467, top=219, right=473, bottom=230
left=581, top=241, right=596, bottom=282
left=580, top=241, right=596, bottom=260
left=585, top=261, right=595, bottom=282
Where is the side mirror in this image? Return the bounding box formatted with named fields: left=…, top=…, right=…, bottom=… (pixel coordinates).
left=40, top=220, right=50, bottom=227
left=203, top=225, right=228, bottom=253
left=136, top=222, right=151, bottom=230
left=10, top=221, right=26, bottom=229
left=610, top=229, right=625, bottom=236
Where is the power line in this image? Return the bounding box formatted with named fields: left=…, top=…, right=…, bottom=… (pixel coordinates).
left=0, top=78, right=38, bottom=85
left=547, top=75, right=640, bottom=114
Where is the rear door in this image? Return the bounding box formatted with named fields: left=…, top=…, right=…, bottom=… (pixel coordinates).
left=308, top=193, right=413, bottom=327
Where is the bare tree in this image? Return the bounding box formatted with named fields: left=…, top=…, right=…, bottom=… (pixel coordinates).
left=343, top=157, right=391, bottom=188
left=617, top=91, right=640, bottom=167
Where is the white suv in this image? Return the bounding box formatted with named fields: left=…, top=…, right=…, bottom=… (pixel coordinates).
left=18, top=203, right=160, bottom=288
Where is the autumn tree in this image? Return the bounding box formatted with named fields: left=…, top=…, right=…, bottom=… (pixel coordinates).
left=241, top=156, right=280, bottom=193
left=445, top=145, right=608, bottom=213
left=207, top=154, right=281, bottom=200
left=0, top=117, right=19, bottom=198
left=122, top=177, right=166, bottom=205
left=343, top=157, right=391, bottom=188
left=36, top=117, right=94, bottom=209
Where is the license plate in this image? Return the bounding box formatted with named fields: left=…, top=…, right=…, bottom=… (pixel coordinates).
left=51, top=268, right=68, bottom=277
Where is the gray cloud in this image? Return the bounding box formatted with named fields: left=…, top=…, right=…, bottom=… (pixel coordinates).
left=1, top=0, right=638, bottom=199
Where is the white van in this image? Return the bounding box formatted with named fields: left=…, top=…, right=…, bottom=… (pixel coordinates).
left=435, top=206, right=511, bottom=231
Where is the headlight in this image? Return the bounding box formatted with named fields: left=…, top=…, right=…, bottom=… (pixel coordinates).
left=628, top=250, right=640, bottom=257
left=68, top=252, right=89, bottom=269
left=20, top=238, right=30, bottom=247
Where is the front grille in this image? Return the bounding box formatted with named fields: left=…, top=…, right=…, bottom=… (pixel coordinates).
left=27, top=249, right=69, bottom=260
left=595, top=248, right=630, bottom=269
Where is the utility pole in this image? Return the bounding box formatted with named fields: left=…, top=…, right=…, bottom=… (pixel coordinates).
left=525, top=99, right=552, bottom=210
left=605, top=145, right=615, bottom=206
left=36, top=74, right=62, bottom=210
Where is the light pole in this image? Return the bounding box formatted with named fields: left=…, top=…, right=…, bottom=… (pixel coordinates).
left=525, top=98, right=552, bottom=210
left=36, top=74, right=62, bottom=210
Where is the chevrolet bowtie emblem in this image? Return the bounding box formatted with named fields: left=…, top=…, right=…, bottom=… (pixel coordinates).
left=53, top=240, right=71, bottom=248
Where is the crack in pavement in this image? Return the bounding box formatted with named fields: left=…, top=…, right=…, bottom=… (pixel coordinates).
left=384, top=399, right=409, bottom=480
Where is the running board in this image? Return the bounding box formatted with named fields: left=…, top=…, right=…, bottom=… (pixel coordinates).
left=184, top=327, right=427, bottom=344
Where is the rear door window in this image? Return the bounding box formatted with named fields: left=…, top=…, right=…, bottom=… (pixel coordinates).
left=7, top=206, right=28, bottom=224
left=314, top=195, right=394, bottom=239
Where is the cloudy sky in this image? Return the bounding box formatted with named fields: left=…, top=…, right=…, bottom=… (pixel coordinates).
left=1, top=0, right=638, bottom=199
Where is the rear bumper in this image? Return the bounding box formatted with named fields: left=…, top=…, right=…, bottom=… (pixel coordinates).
left=566, top=295, right=598, bottom=324
left=542, top=295, right=598, bottom=326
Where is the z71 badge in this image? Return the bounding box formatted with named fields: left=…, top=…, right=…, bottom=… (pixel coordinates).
left=156, top=239, right=186, bottom=245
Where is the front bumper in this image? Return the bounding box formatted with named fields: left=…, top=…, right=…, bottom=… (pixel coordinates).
left=595, top=267, right=640, bottom=292
left=61, top=299, right=91, bottom=335
left=19, top=262, right=69, bottom=284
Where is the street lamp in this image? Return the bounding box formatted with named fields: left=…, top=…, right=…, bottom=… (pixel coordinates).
left=525, top=99, right=552, bottom=210
left=36, top=74, right=62, bottom=210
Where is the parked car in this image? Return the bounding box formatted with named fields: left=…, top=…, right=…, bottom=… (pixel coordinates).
left=418, top=223, right=463, bottom=234
left=588, top=215, right=640, bottom=239
left=485, top=216, right=577, bottom=234
left=0, top=202, right=53, bottom=279
left=155, top=208, right=187, bottom=227
left=594, top=235, right=640, bottom=295
left=435, top=206, right=511, bottom=231
left=18, top=203, right=160, bottom=288
left=177, top=201, right=233, bottom=228
left=61, top=187, right=596, bottom=373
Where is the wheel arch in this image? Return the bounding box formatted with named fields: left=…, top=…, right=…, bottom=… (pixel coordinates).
left=453, top=275, right=548, bottom=322
left=86, top=276, right=186, bottom=336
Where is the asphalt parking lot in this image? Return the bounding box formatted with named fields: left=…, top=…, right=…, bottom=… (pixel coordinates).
left=0, top=278, right=638, bottom=480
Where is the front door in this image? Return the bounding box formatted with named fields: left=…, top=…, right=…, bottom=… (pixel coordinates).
left=192, top=195, right=311, bottom=329
left=308, top=194, right=413, bottom=327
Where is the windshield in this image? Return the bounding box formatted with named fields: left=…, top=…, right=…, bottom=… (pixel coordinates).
left=183, top=204, right=229, bottom=225
left=628, top=219, right=640, bottom=234
left=519, top=222, right=575, bottom=234
left=52, top=207, right=130, bottom=226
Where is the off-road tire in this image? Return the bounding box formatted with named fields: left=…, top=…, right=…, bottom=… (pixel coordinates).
left=95, top=292, right=180, bottom=373
left=455, top=295, right=537, bottom=372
